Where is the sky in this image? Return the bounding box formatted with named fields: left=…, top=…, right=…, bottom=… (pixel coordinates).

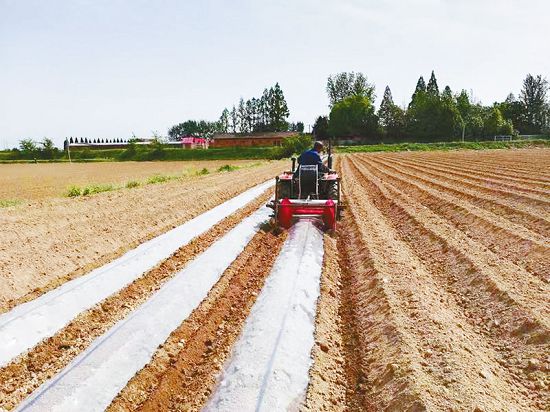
left=1, top=0, right=549, bottom=149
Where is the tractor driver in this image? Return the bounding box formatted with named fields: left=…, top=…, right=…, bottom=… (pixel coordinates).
left=297, top=141, right=329, bottom=173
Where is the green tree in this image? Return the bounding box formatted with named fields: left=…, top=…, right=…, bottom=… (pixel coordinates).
left=442, top=85, right=453, bottom=101
left=378, top=86, right=406, bottom=141
left=328, top=95, right=379, bottom=141
left=19, top=139, right=38, bottom=157
left=378, top=86, right=394, bottom=128
left=466, top=111, right=485, bottom=138
left=40, top=137, right=58, bottom=159
left=456, top=90, right=472, bottom=120
left=498, top=93, right=523, bottom=133
left=219, top=108, right=230, bottom=133
left=520, top=74, right=549, bottom=133
left=484, top=106, right=511, bottom=136
left=406, top=75, right=460, bottom=141
left=409, top=76, right=426, bottom=109
left=230, top=105, right=239, bottom=133
left=427, top=70, right=440, bottom=97
left=238, top=98, right=247, bottom=133
left=312, top=116, right=329, bottom=139
left=326, top=72, right=375, bottom=107
left=268, top=83, right=290, bottom=132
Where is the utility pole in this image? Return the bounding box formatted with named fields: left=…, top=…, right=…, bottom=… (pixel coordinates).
left=461, top=120, right=466, bottom=143
left=66, top=138, right=72, bottom=163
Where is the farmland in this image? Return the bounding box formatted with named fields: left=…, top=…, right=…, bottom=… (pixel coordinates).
left=0, top=149, right=548, bottom=411
left=0, top=160, right=268, bottom=201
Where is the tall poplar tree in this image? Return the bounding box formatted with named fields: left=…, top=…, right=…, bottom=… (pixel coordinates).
left=427, top=70, right=439, bottom=97
left=520, top=74, right=549, bottom=133
left=219, top=108, right=230, bottom=133
left=378, top=86, right=395, bottom=127
left=268, top=83, right=290, bottom=132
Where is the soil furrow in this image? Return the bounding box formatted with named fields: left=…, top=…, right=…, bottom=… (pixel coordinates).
left=387, top=156, right=550, bottom=202
left=349, top=157, right=549, bottom=319
left=397, top=156, right=550, bottom=191
left=107, top=229, right=287, bottom=412
left=364, top=155, right=550, bottom=236
left=0, top=161, right=284, bottom=311
left=352, top=156, right=549, bottom=281
left=412, top=150, right=550, bottom=175
left=431, top=157, right=550, bottom=181
left=334, top=196, right=433, bottom=410
left=350, top=156, right=550, bottom=366
left=342, top=157, right=545, bottom=411
left=302, top=234, right=353, bottom=411
left=0, top=190, right=272, bottom=411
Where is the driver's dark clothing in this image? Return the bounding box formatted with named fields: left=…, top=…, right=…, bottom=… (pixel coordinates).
left=297, top=149, right=328, bottom=173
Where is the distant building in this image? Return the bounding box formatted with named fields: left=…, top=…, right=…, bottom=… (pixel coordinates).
left=210, top=132, right=295, bottom=148
left=180, top=135, right=209, bottom=149
left=64, top=136, right=208, bottom=150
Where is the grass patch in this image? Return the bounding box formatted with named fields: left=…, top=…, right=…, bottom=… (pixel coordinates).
left=195, top=168, right=210, bottom=175
left=66, top=186, right=82, bottom=197
left=66, top=184, right=116, bottom=197
left=125, top=180, right=140, bottom=189
left=146, top=174, right=176, bottom=184
left=0, top=199, right=22, bottom=208
left=336, top=139, right=550, bottom=154
left=81, top=184, right=115, bottom=196
left=217, top=164, right=239, bottom=172
left=65, top=161, right=252, bottom=199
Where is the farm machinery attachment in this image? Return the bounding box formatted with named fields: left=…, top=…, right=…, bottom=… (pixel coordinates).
left=268, top=143, right=341, bottom=230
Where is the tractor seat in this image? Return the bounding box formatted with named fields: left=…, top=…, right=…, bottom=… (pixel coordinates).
left=297, top=165, right=318, bottom=199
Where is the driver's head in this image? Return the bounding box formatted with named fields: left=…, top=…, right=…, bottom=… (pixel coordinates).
left=313, top=141, right=324, bottom=152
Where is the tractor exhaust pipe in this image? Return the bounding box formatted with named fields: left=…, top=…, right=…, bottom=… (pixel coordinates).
left=291, top=157, right=296, bottom=173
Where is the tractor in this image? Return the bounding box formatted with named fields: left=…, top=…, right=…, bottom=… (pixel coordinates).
left=268, top=143, right=341, bottom=230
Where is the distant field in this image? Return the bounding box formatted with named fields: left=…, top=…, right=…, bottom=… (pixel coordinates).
left=336, top=139, right=550, bottom=153
left=0, top=160, right=267, bottom=201
left=0, top=146, right=276, bottom=162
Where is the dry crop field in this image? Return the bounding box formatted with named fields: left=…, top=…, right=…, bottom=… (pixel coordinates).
left=0, top=160, right=262, bottom=201
left=0, top=149, right=548, bottom=411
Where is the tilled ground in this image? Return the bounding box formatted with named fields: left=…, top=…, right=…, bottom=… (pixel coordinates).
left=0, top=160, right=284, bottom=311
left=108, top=229, right=286, bottom=412
left=3, top=149, right=548, bottom=411
left=307, top=150, right=549, bottom=411
left=0, top=190, right=274, bottom=410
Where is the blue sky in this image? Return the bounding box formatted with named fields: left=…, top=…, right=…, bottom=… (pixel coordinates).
left=1, top=0, right=549, bottom=148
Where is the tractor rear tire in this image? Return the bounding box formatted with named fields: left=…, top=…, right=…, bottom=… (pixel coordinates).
left=327, top=181, right=338, bottom=200
left=278, top=181, right=291, bottom=199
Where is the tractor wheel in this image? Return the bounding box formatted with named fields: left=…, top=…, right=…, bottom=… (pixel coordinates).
left=278, top=181, right=291, bottom=199
left=327, top=181, right=338, bottom=200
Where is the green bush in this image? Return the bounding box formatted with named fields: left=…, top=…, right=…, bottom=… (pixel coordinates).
left=196, top=168, right=210, bottom=175
left=126, top=180, right=140, bottom=188
left=217, top=164, right=238, bottom=172
left=66, top=186, right=82, bottom=197
left=147, top=174, right=171, bottom=184
left=81, top=184, right=115, bottom=196
left=271, top=134, right=312, bottom=159
left=0, top=199, right=22, bottom=208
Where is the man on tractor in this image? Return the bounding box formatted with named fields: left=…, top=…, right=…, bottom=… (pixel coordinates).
left=297, top=141, right=329, bottom=173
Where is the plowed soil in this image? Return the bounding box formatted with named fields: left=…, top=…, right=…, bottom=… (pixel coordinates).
left=0, top=190, right=273, bottom=411
left=0, top=160, right=262, bottom=201
left=0, top=160, right=283, bottom=311
left=307, top=149, right=549, bottom=411
left=4, top=149, right=549, bottom=411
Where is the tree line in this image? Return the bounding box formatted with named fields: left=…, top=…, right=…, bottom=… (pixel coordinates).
left=168, top=82, right=298, bottom=140
left=12, top=138, right=62, bottom=160
left=314, top=71, right=550, bottom=143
